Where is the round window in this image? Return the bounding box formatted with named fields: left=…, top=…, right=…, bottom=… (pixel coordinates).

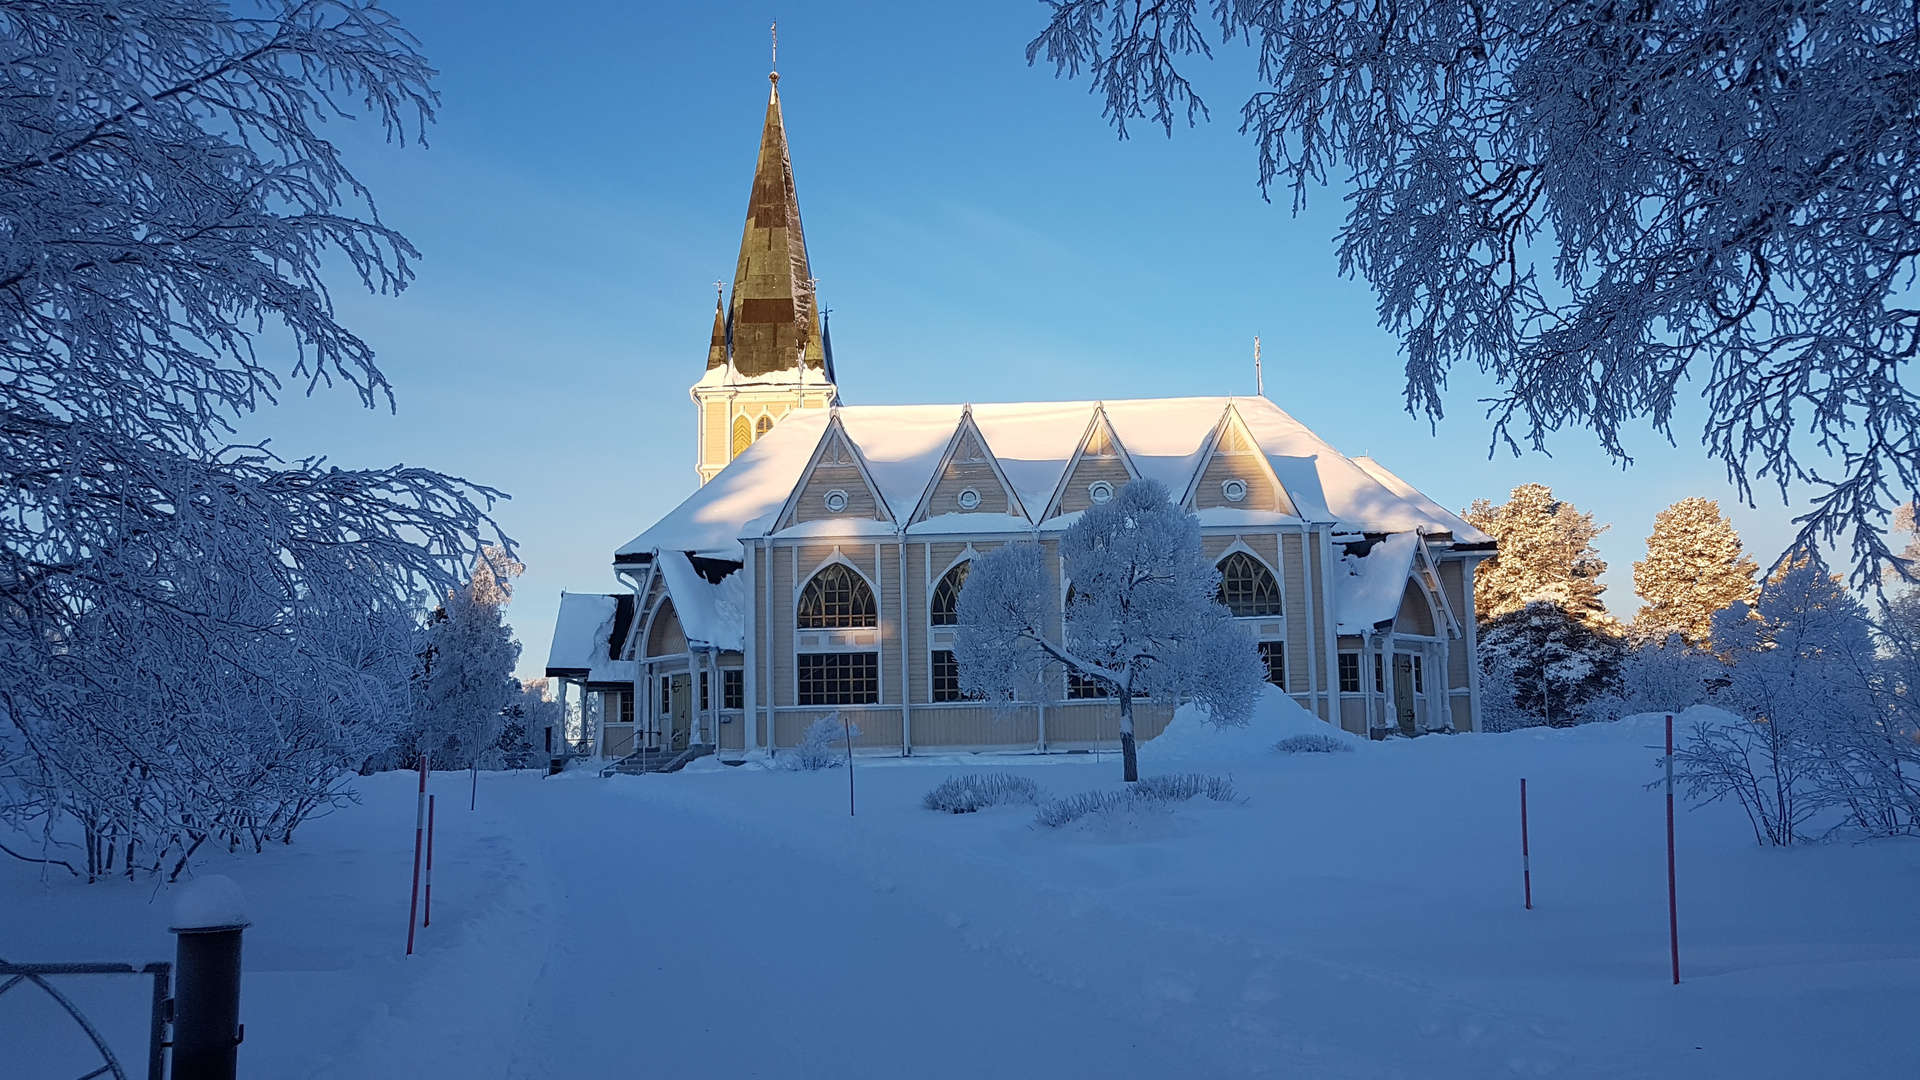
left=957, top=487, right=981, bottom=511
left=823, top=489, right=849, bottom=513
left=1221, top=478, right=1248, bottom=503
left=1087, top=481, right=1114, bottom=504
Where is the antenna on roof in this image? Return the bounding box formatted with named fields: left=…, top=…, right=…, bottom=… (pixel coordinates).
left=1254, top=336, right=1264, bottom=398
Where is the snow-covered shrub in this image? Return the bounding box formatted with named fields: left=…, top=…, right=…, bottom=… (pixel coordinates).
left=1034, top=773, right=1236, bottom=827
left=1583, top=636, right=1722, bottom=724
left=1035, top=789, right=1149, bottom=828
left=782, top=715, right=859, bottom=771
left=1133, top=772, right=1237, bottom=803
left=922, top=773, right=1043, bottom=813
left=1276, top=733, right=1354, bottom=754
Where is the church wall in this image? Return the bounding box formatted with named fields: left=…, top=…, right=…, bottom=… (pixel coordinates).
left=1441, top=560, right=1471, bottom=689
left=703, top=401, right=728, bottom=467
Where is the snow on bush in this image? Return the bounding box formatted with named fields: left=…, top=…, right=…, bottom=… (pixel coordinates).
left=781, top=715, right=860, bottom=771
left=1276, top=733, right=1354, bottom=754
left=1035, top=773, right=1237, bottom=827
left=922, top=773, right=1043, bottom=814
left=1133, top=772, right=1238, bottom=803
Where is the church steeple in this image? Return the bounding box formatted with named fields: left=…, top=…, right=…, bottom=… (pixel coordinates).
left=689, top=63, right=838, bottom=487
left=728, top=72, right=823, bottom=379
left=707, top=288, right=728, bottom=369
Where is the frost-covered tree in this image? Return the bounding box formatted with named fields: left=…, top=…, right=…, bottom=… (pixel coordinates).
left=1678, top=560, right=1880, bottom=844
left=1463, top=484, right=1610, bottom=624
left=1632, top=498, right=1758, bottom=647
left=0, top=1, right=504, bottom=878
left=1029, top=1, right=1920, bottom=584
left=1583, top=634, right=1721, bottom=725
left=498, top=679, right=564, bottom=768
left=956, top=479, right=1265, bottom=781
left=1478, top=600, right=1623, bottom=727
left=408, top=551, right=522, bottom=771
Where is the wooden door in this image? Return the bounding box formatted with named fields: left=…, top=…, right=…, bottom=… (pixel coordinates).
left=1392, top=655, right=1417, bottom=736
left=670, top=673, right=692, bottom=749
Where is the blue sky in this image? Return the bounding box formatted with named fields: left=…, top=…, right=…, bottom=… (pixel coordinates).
left=235, top=1, right=1804, bottom=679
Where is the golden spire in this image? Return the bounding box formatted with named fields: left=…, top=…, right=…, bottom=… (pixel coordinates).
left=726, top=60, right=824, bottom=379
left=706, top=281, right=727, bottom=369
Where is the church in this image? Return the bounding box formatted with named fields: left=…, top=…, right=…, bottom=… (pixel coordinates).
left=545, top=70, right=1497, bottom=768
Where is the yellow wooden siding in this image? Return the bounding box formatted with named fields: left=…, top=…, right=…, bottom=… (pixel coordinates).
left=790, top=460, right=886, bottom=524
left=926, top=459, right=1013, bottom=517
left=1338, top=697, right=1367, bottom=734
left=1395, top=580, right=1435, bottom=636
left=647, top=601, right=686, bottom=657
left=1043, top=701, right=1175, bottom=743
left=1193, top=452, right=1283, bottom=512
left=719, top=717, right=745, bottom=750
left=603, top=724, right=635, bottom=758
left=1054, top=455, right=1135, bottom=515
left=908, top=706, right=1041, bottom=747
left=1281, top=532, right=1310, bottom=697
left=773, top=708, right=903, bottom=750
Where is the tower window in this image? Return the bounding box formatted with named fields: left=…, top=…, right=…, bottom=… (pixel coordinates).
left=732, top=416, right=752, bottom=459
left=756, top=414, right=774, bottom=437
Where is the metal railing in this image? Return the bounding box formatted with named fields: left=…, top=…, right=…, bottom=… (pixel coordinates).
left=0, top=960, right=171, bottom=1080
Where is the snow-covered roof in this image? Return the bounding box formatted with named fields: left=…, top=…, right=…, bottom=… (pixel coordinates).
left=618, top=397, right=1478, bottom=561
left=1334, top=532, right=1419, bottom=635
left=547, top=592, right=620, bottom=675
left=1351, top=456, right=1493, bottom=545
left=654, top=550, right=747, bottom=651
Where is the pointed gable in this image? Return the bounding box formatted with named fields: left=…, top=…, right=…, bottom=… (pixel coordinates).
left=910, top=409, right=1028, bottom=523
left=782, top=417, right=892, bottom=528
left=1189, top=404, right=1297, bottom=515
left=1046, top=406, right=1137, bottom=519
left=730, top=74, right=824, bottom=379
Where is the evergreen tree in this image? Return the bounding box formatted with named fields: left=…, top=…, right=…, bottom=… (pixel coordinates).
left=1478, top=600, right=1624, bottom=727
left=1463, top=484, right=1611, bottom=625
left=1632, top=498, right=1758, bottom=647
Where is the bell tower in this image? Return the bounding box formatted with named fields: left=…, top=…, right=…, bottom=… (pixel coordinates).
left=692, top=68, right=838, bottom=485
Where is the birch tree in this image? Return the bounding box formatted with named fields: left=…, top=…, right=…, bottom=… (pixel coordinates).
left=1028, top=1, right=1920, bottom=584
left=0, top=1, right=504, bottom=878
left=955, top=479, right=1264, bottom=781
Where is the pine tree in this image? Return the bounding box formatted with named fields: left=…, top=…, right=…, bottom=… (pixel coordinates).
left=1478, top=600, right=1625, bottom=726
left=1463, top=484, right=1611, bottom=625
left=1631, top=497, right=1758, bottom=647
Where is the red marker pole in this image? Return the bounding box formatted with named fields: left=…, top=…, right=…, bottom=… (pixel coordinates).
left=424, top=794, right=436, bottom=928
left=406, top=753, right=428, bottom=955
left=1666, top=714, right=1680, bottom=985
left=1520, top=778, right=1532, bottom=910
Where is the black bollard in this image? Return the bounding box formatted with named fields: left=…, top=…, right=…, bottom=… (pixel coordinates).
left=170, top=876, right=248, bottom=1080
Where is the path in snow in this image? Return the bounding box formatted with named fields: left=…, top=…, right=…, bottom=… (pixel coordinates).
left=497, top=792, right=1200, bottom=1080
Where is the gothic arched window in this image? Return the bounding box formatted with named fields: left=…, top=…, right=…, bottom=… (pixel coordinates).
left=930, top=561, right=970, bottom=626
left=797, top=564, right=877, bottom=628
left=756, top=414, right=774, bottom=438
left=1217, top=552, right=1282, bottom=617
left=731, top=416, right=752, bottom=459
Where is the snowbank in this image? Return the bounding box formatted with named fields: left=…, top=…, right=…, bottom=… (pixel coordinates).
left=1141, top=684, right=1359, bottom=766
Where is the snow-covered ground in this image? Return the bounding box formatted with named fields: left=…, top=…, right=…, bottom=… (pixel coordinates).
left=6, top=692, right=1917, bottom=1078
